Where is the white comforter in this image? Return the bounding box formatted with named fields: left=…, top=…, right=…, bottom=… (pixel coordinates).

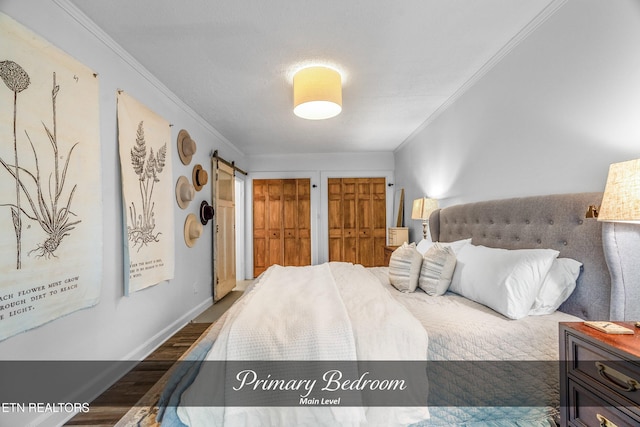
left=177, top=262, right=430, bottom=427
left=368, top=267, right=582, bottom=426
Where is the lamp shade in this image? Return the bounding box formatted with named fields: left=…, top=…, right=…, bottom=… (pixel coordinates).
left=598, top=158, right=640, bottom=223
left=293, top=66, right=342, bottom=120
left=411, top=197, right=439, bottom=220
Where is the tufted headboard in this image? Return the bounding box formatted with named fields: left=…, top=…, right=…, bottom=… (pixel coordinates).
left=428, top=192, right=611, bottom=320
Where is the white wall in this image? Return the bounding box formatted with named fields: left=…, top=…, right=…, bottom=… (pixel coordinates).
left=394, top=0, right=640, bottom=242
left=244, top=152, right=395, bottom=278
left=0, top=1, right=246, bottom=425
left=246, top=152, right=394, bottom=173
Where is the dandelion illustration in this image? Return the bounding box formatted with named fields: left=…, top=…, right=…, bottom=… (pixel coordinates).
left=0, top=60, right=30, bottom=269
left=128, top=121, right=166, bottom=250
left=0, top=72, right=81, bottom=261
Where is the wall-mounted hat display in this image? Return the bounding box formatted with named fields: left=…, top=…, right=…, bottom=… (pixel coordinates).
left=200, top=201, right=214, bottom=225
left=192, top=164, right=208, bottom=191
left=184, top=213, right=203, bottom=248
left=175, top=175, right=195, bottom=209
left=177, top=129, right=196, bottom=165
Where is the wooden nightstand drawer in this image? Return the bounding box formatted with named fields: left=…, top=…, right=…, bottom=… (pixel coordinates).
left=567, top=333, right=640, bottom=407
left=568, top=378, right=640, bottom=427
left=560, top=323, right=640, bottom=427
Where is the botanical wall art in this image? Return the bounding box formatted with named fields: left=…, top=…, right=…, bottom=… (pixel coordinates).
left=0, top=13, right=102, bottom=341
left=117, top=92, right=174, bottom=294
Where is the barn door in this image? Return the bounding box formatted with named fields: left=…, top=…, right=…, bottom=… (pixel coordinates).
left=213, top=160, right=236, bottom=301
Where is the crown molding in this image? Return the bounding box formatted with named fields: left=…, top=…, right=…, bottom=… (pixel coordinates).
left=52, top=0, right=245, bottom=159
left=394, top=0, right=568, bottom=154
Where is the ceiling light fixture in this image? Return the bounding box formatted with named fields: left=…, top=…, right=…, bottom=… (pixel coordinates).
left=293, top=66, right=342, bottom=120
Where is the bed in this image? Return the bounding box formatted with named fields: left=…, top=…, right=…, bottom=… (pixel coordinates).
left=117, top=191, right=632, bottom=427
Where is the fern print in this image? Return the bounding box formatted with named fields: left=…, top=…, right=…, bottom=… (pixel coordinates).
left=127, top=121, right=166, bottom=251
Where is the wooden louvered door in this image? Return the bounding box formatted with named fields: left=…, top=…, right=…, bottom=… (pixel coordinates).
left=253, top=178, right=311, bottom=277
left=328, top=177, right=386, bottom=267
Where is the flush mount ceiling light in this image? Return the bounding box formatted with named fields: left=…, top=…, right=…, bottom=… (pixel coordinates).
left=293, top=66, right=342, bottom=120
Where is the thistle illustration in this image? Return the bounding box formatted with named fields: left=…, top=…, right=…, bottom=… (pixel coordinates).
left=0, top=70, right=81, bottom=262
left=128, top=121, right=166, bottom=251
left=0, top=60, right=30, bottom=269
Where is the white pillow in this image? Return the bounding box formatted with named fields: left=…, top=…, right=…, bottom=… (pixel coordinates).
left=416, top=238, right=471, bottom=256
left=416, top=239, right=433, bottom=255
left=528, top=258, right=582, bottom=316
left=388, top=242, right=423, bottom=292
left=449, top=244, right=559, bottom=319
left=419, top=243, right=457, bottom=296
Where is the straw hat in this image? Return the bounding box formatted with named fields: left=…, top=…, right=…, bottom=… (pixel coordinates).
left=177, top=129, right=196, bottom=165
left=184, top=213, right=203, bottom=248
left=175, top=176, right=195, bottom=209
left=200, top=201, right=214, bottom=225
left=192, top=164, right=208, bottom=191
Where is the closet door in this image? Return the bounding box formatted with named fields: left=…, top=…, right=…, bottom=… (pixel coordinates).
left=328, top=178, right=343, bottom=262
left=327, top=177, right=386, bottom=267
left=253, top=178, right=311, bottom=277
left=283, top=179, right=311, bottom=266
left=283, top=179, right=298, bottom=266
left=297, top=180, right=311, bottom=266
left=267, top=180, right=283, bottom=268
left=213, top=161, right=236, bottom=301
left=343, top=179, right=358, bottom=264
left=357, top=180, right=374, bottom=267
left=252, top=179, right=283, bottom=277
left=252, top=180, right=268, bottom=277
left=371, top=178, right=387, bottom=267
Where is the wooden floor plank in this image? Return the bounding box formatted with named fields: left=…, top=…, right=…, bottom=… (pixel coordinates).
left=65, top=322, right=212, bottom=426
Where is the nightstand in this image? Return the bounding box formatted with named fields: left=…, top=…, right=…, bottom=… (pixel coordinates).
left=560, top=322, right=640, bottom=427
left=383, top=245, right=399, bottom=266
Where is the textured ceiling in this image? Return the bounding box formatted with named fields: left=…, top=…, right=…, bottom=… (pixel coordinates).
left=69, top=0, right=557, bottom=155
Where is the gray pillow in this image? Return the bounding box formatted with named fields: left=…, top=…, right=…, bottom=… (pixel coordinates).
left=418, top=243, right=457, bottom=296
left=389, top=242, right=423, bottom=292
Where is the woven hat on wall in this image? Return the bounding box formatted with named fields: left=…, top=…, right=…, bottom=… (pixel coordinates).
left=192, top=164, right=208, bottom=191
left=175, top=175, right=195, bottom=209
left=184, top=213, right=203, bottom=247
left=177, top=129, right=196, bottom=165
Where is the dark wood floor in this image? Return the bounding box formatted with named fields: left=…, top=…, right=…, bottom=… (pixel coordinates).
left=65, top=322, right=211, bottom=426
